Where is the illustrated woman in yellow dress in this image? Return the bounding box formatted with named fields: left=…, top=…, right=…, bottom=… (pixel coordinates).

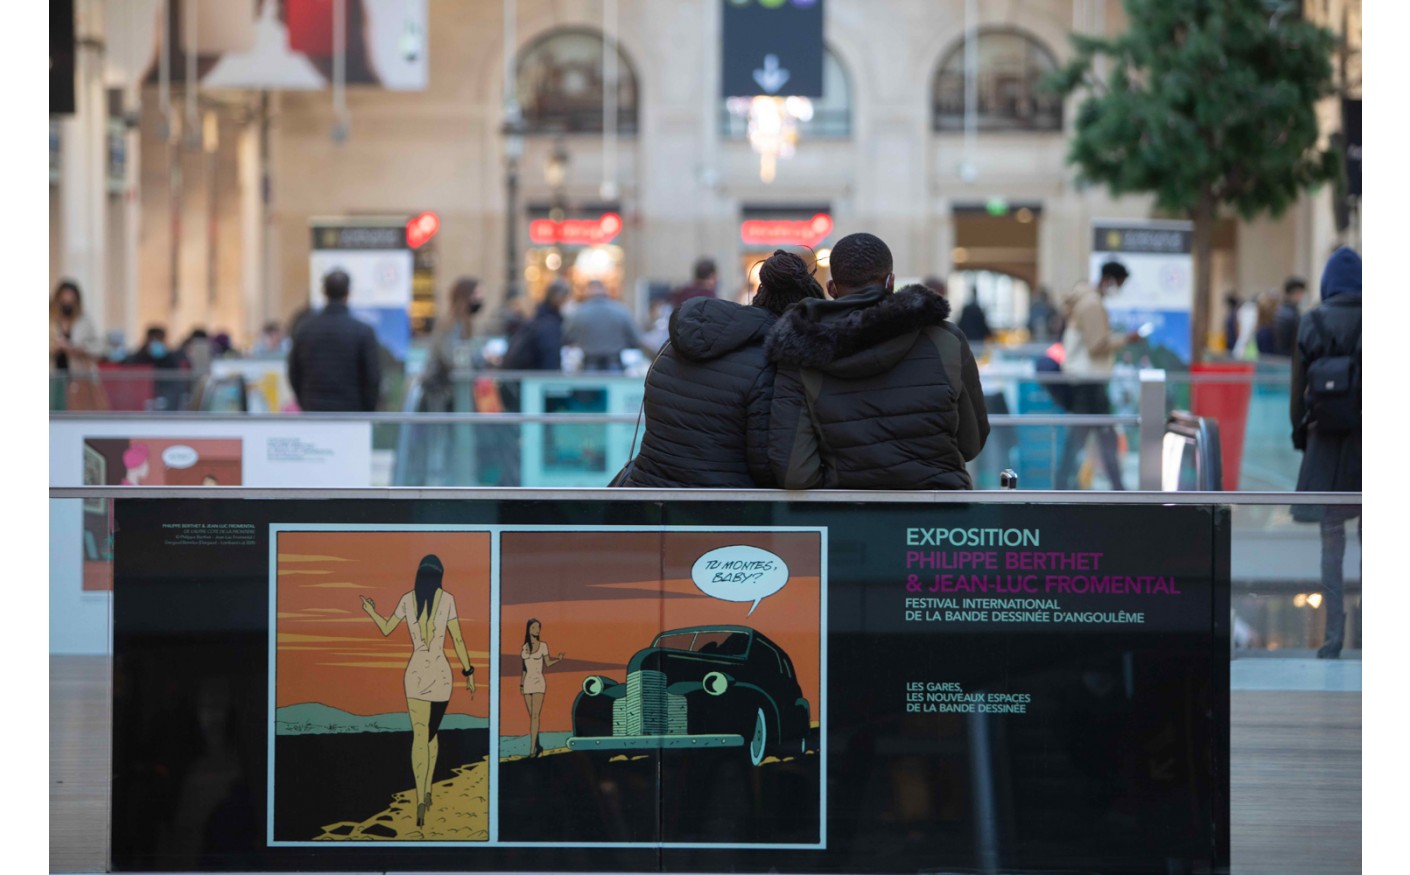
left=360, top=554, right=476, bottom=828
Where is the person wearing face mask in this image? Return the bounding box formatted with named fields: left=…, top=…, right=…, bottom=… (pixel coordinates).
left=125, top=325, right=191, bottom=411
left=49, top=279, right=106, bottom=409
left=421, top=277, right=486, bottom=412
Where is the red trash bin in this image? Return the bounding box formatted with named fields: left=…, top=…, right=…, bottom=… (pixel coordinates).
left=1190, top=362, right=1255, bottom=490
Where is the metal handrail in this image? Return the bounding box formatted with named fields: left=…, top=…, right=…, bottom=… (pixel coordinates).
left=47, top=486, right=1363, bottom=505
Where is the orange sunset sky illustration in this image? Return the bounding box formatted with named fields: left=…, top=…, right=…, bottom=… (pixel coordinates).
left=275, top=530, right=492, bottom=719
left=498, top=531, right=822, bottom=739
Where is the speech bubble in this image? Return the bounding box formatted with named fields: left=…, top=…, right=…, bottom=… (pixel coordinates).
left=690, top=546, right=789, bottom=616
left=161, top=445, right=199, bottom=469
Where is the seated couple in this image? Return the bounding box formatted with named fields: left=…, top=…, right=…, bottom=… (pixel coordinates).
left=622, top=232, right=989, bottom=490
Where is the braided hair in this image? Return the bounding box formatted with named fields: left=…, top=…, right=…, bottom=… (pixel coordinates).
left=753, top=249, right=827, bottom=315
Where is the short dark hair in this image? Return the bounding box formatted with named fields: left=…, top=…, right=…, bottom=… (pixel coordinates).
left=693, top=257, right=717, bottom=282
left=829, top=233, right=893, bottom=289
left=922, top=276, right=947, bottom=297
left=1284, top=277, right=1308, bottom=296
left=144, top=325, right=167, bottom=342
left=1100, top=261, right=1130, bottom=285
left=323, top=269, right=351, bottom=301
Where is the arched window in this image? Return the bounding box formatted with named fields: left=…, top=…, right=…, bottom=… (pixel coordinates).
left=932, top=29, right=1063, bottom=132
left=516, top=29, right=638, bottom=134
left=722, top=48, right=852, bottom=139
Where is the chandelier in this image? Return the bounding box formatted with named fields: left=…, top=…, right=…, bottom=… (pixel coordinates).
left=727, top=96, right=814, bottom=183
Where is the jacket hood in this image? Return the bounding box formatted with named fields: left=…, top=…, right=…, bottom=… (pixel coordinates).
left=1059, top=281, right=1098, bottom=318
left=668, top=296, right=775, bottom=362
left=765, top=285, right=951, bottom=378
left=1321, top=247, right=1362, bottom=300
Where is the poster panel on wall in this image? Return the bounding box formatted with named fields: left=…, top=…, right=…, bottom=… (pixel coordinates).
left=1090, top=219, right=1194, bottom=366
left=111, top=498, right=1228, bottom=872
left=309, top=220, right=414, bottom=361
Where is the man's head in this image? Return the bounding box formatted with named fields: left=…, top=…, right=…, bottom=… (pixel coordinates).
left=323, top=269, right=351, bottom=302
left=144, top=325, right=167, bottom=346
left=1097, top=261, right=1129, bottom=295
left=585, top=280, right=608, bottom=298
left=922, top=276, right=947, bottom=298
left=693, top=257, right=717, bottom=288
left=1284, top=276, right=1308, bottom=303
left=827, top=232, right=894, bottom=297
left=545, top=280, right=573, bottom=311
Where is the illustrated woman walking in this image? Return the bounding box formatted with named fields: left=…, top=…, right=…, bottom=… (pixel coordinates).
left=360, top=554, right=476, bottom=828
left=519, top=619, right=564, bottom=758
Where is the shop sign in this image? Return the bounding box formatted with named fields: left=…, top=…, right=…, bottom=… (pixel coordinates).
left=740, top=212, right=833, bottom=247
left=529, top=212, right=623, bottom=246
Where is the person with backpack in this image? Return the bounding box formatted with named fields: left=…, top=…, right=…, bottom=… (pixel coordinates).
left=1290, top=246, right=1362, bottom=659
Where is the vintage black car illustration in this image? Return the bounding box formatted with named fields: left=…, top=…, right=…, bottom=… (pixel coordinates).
left=567, top=625, right=811, bottom=766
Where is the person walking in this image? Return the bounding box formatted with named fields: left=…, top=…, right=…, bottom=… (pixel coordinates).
left=287, top=269, right=382, bottom=412
left=624, top=249, right=826, bottom=488
left=1273, top=276, right=1308, bottom=357
left=563, top=280, right=645, bottom=372
left=766, top=232, right=989, bottom=490
left=1290, top=247, right=1361, bottom=659
left=359, top=554, right=476, bottom=828
left=501, top=280, right=571, bottom=371
left=956, top=286, right=995, bottom=347
left=1053, top=261, right=1140, bottom=490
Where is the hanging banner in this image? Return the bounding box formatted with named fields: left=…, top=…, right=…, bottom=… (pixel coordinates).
left=1090, top=219, right=1195, bottom=366
left=721, top=0, right=825, bottom=98
left=141, top=0, right=429, bottom=91
left=111, top=497, right=1230, bottom=872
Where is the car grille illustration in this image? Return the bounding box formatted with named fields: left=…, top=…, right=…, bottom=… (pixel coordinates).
left=613, top=669, right=686, bottom=736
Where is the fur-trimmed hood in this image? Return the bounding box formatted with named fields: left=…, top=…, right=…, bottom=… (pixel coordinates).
left=765, top=285, right=952, bottom=378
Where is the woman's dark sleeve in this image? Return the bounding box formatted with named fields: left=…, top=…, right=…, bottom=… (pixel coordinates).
left=746, top=363, right=778, bottom=488
left=1290, top=331, right=1309, bottom=451
left=955, top=331, right=990, bottom=461
left=769, top=366, right=824, bottom=489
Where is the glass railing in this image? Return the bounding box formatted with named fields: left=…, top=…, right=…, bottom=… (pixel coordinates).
left=47, top=489, right=1362, bottom=874
left=52, top=359, right=1315, bottom=493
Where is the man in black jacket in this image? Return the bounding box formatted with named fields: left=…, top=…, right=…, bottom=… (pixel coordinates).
left=288, top=269, right=382, bottom=412
left=502, top=280, right=571, bottom=370
left=766, top=232, right=989, bottom=489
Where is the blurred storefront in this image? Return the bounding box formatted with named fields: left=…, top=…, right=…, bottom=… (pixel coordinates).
left=49, top=0, right=1360, bottom=349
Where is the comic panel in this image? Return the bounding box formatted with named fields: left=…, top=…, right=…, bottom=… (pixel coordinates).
left=270, top=529, right=491, bottom=843
left=498, top=529, right=824, bottom=847
left=82, top=437, right=242, bottom=590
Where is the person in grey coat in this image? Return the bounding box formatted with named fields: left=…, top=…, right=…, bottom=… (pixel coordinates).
left=563, top=280, right=645, bottom=372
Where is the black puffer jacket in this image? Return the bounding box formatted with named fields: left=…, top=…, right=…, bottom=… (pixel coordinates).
left=624, top=297, right=777, bottom=488
left=287, top=301, right=382, bottom=412
left=765, top=285, right=989, bottom=490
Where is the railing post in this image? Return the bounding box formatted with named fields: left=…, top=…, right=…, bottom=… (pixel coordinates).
left=1138, top=369, right=1167, bottom=490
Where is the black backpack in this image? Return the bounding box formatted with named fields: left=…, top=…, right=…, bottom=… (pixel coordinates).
left=1302, top=309, right=1361, bottom=434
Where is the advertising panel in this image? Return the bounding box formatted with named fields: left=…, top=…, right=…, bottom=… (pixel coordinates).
left=1090, top=219, right=1195, bottom=366
left=309, top=221, right=414, bottom=362
left=111, top=498, right=1228, bottom=872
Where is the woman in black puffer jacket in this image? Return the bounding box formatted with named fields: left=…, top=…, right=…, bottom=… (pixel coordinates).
left=624, top=250, right=826, bottom=487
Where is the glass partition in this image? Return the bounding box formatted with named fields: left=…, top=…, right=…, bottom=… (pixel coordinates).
left=48, top=489, right=1360, bottom=874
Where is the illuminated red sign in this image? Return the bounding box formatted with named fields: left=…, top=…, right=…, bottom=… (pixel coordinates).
left=529, top=212, right=624, bottom=246
left=405, top=212, right=440, bottom=249
left=740, top=212, right=833, bottom=248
